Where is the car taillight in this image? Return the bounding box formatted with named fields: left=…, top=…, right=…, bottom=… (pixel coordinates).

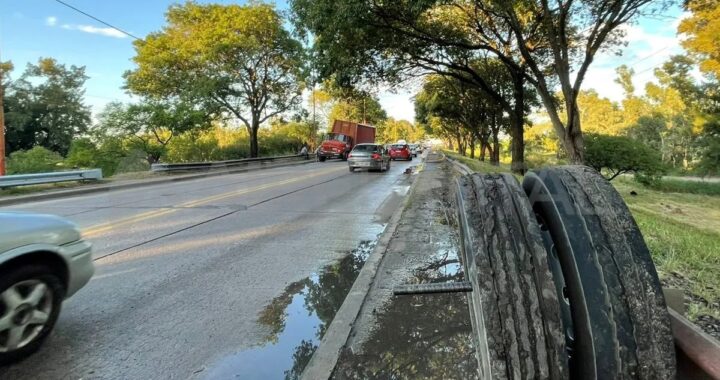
left=371, top=153, right=381, bottom=160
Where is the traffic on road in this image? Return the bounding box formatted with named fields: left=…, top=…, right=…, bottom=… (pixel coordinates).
left=0, top=157, right=421, bottom=379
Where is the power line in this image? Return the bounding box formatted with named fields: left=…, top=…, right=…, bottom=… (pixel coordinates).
left=51, top=0, right=142, bottom=40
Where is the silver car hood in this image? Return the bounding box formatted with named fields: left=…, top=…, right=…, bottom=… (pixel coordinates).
left=0, top=212, right=81, bottom=252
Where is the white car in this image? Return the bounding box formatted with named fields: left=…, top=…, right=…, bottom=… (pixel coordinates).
left=0, top=212, right=94, bottom=364
left=409, top=144, right=419, bottom=157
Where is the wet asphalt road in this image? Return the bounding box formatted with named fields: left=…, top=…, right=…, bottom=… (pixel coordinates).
left=0, top=158, right=417, bottom=379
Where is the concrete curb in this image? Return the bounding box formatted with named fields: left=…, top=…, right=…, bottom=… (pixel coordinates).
left=300, top=162, right=424, bottom=380
left=442, top=152, right=474, bottom=175
left=0, top=159, right=316, bottom=207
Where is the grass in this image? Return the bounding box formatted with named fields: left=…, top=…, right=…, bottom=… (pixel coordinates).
left=445, top=151, right=720, bottom=321
left=646, top=177, right=720, bottom=196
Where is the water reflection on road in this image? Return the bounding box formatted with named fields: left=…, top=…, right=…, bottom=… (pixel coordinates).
left=203, top=241, right=375, bottom=380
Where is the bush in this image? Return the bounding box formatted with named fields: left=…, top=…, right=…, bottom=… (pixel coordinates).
left=584, top=133, right=665, bottom=184
left=65, top=138, right=127, bottom=177
left=6, top=146, right=64, bottom=174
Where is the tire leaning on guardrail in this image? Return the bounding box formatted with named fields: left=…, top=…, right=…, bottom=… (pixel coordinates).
left=456, top=173, right=569, bottom=379
left=522, top=166, right=676, bottom=379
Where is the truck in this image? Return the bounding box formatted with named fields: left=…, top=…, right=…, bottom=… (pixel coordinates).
left=317, top=120, right=376, bottom=161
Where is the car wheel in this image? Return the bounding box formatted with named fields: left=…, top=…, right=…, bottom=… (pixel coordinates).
left=409, top=156, right=413, bottom=161
left=0, top=265, right=64, bottom=365
left=348, top=167, right=354, bottom=173
left=456, top=173, right=568, bottom=379
left=523, top=166, right=675, bottom=379
left=318, top=156, right=326, bottom=162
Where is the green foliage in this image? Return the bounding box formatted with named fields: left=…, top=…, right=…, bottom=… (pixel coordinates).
left=584, top=134, right=665, bottom=184
left=6, top=146, right=64, bottom=174
left=65, top=138, right=126, bottom=177
left=3, top=58, right=91, bottom=156
left=377, top=118, right=423, bottom=144
left=696, top=117, right=720, bottom=176
left=96, top=100, right=213, bottom=164
left=125, top=2, right=306, bottom=157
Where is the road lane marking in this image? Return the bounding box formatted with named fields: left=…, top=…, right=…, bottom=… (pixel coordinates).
left=82, top=166, right=344, bottom=237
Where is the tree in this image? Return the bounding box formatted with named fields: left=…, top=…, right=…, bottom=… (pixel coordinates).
left=97, top=100, right=213, bottom=164
left=0, top=60, right=13, bottom=175
left=695, top=116, right=720, bottom=176
left=679, top=0, right=720, bottom=79
left=290, top=0, right=667, bottom=165
left=325, top=88, right=387, bottom=128
left=584, top=134, right=664, bottom=183
left=3, top=58, right=91, bottom=156
left=576, top=90, right=624, bottom=135
left=378, top=118, right=422, bottom=144
left=125, top=3, right=306, bottom=158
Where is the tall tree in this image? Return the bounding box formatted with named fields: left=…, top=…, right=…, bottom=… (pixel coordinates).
left=125, top=3, right=306, bottom=157
left=3, top=58, right=91, bottom=156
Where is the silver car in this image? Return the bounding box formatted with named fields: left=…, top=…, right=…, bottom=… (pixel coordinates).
left=0, top=212, right=94, bottom=364
left=348, top=143, right=392, bottom=172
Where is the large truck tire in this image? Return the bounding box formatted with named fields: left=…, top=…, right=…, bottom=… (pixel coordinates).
left=318, top=156, right=326, bottom=162
left=523, top=166, right=675, bottom=379
left=456, top=173, right=568, bottom=380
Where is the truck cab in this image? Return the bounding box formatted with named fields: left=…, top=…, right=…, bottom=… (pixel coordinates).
left=318, top=133, right=353, bottom=161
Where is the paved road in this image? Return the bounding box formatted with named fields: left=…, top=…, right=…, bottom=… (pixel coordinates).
left=0, top=158, right=418, bottom=379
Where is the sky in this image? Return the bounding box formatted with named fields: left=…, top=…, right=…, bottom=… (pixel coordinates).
left=1, top=0, right=687, bottom=123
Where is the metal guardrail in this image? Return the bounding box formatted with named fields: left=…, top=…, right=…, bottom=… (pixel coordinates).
left=0, top=169, right=103, bottom=188
left=150, top=154, right=315, bottom=172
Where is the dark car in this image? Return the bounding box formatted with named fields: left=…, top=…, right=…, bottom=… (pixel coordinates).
left=348, top=144, right=391, bottom=172
left=389, top=144, right=412, bottom=161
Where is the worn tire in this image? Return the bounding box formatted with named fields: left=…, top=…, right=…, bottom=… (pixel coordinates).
left=0, top=265, right=65, bottom=365
left=456, top=173, right=568, bottom=380
left=523, top=166, right=675, bottom=379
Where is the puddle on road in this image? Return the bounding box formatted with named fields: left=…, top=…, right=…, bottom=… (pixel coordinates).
left=203, top=241, right=376, bottom=380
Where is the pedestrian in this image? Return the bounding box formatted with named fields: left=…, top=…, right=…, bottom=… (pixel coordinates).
left=299, top=144, right=309, bottom=160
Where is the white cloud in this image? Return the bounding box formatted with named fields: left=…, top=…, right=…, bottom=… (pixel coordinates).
left=581, top=21, right=684, bottom=102
left=46, top=16, right=57, bottom=26
left=60, top=24, right=127, bottom=39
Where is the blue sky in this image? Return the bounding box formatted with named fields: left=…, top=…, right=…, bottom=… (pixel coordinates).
left=1, top=1, right=686, bottom=122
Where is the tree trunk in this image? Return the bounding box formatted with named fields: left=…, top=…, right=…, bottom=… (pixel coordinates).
left=491, top=130, right=500, bottom=166
left=509, top=73, right=527, bottom=174
left=563, top=102, right=584, bottom=164
left=250, top=118, right=260, bottom=158
left=479, top=142, right=487, bottom=161
left=469, top=134, right=476, bottom=159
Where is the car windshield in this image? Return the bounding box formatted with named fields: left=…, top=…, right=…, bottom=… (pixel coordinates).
left=324, top=133, right=348, bottom=142
left=352, top=145, right=378, bottom=152
left=1, top=1, right=713, bottom=379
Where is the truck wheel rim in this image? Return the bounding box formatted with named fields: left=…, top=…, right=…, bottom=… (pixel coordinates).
left=0, top=280, right=54, bottom=352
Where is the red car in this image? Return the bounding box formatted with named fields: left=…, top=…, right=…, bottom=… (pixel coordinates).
left=389, top=144, right=412, bottom=161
